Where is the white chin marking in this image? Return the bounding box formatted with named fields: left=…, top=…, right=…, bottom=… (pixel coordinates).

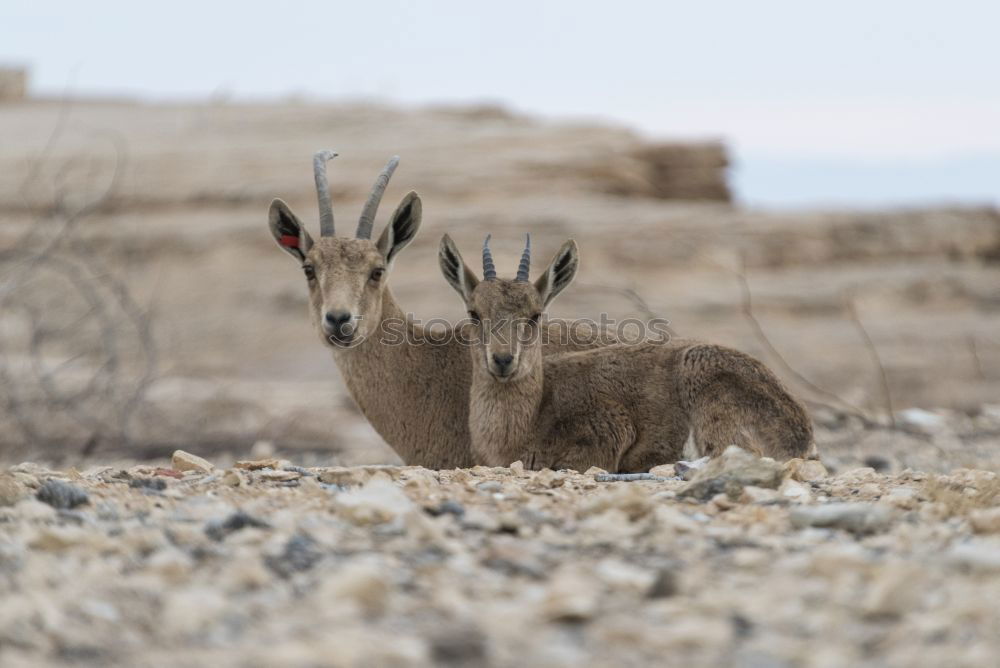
left=682, top=428, right=699, bottom=460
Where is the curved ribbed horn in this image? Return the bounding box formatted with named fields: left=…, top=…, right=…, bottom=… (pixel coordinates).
left=482, top=235, right=497, bottom=280
left=313, top=150, right=338, bottom=237
left=356, top=155, right=400, bottom=239
left=515, top=234, right=531, bottom=282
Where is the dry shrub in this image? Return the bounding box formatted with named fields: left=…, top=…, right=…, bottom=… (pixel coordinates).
left=923, top=475, right=1000, bottom=517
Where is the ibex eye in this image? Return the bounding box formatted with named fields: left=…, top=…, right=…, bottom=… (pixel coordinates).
left=370, top=268, right=385, bottom=282
left=303, top=265, right=316, bottom=280
left=468, top=311, right=481, bottom=323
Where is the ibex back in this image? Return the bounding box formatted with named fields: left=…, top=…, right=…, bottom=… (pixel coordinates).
left=439, top=234, right=817, bottom=472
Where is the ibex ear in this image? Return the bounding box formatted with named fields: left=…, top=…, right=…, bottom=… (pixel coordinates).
left=269, top=199, right=313, bottom=263
left=439, top=234, right=479, bottom=302
left=377, top=191, right=422, bottom=266
left=535, top=239, right=579, bottom=308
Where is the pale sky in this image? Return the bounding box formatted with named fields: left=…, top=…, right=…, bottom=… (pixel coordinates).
left=5, top=0, right=999, bottom=206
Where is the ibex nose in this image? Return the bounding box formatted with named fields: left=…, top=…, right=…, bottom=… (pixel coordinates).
left=492, top=353, right=514, bottom=374
left=323, top=310, right=355, bottom=343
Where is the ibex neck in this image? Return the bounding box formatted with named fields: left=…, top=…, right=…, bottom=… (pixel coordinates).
left=331, top=289, right=473, bottom=469
left=468, top=360, right=544, bottom=468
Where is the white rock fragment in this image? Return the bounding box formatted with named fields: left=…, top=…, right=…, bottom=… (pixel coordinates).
left=969, top=508, right=1000, bottom=534
left=333, top=475, right=415, bottom=525
left=948, top=540, right=1000, bottom=573
left=542, top=565, right=600, bottom=620
left=171, top=450, right=215, bottom=474
left=790, top=503, right=893, bottom=534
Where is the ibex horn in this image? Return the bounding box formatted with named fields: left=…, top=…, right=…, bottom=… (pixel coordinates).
left=515, top=234, right=531, bottom=282
left=356, top=155, right=400, bottom=239
left=482, top=235, right=497, bottom=280
left=314, top=150, right=338, bottom=237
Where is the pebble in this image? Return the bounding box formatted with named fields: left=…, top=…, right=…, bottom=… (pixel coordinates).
left=789, top=503, right=893, bottom=534
left=333, top=475, right=415, bottom=524
left=35, top=480, right=89, bottom=509
left=205, top=511, right=271, bottom=541
left=171, top=450, right=215, bottom=474
left=969, top=508, right=1000, bottom=535
left=680, top=447, right=784, bottom=501
left=0, top=473, right=24, bottom=506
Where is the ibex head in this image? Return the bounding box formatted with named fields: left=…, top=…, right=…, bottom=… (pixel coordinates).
left=439, top=234, right=579, bottom=380
left=269, top=152, right=421, bottom=348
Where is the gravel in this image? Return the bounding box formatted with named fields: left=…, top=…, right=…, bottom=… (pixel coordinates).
left=0, top=450, right=998, bottom=666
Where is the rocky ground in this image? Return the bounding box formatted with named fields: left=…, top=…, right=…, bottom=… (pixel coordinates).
left=2, top=408, right=1000, bottom=667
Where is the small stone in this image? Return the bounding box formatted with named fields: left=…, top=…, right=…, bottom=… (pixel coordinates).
left=222, top=470, right=243, bottom=487
left=509, top=460, right=526, bottom=477
left=541, top=565, right=599, bottom=621
left=948, top=540, right=1000, bottom=573
left=790, top=503, right=893, bottom=534
left=675, top=456, right=710, bottom=481
left=527, top=468, right=566, bottom=490
left=584, top=466, right=608, bottom=476
left=425, top=500, right=465, bottom=517
left=205, top=511, right=270, bottom=541
left=680, top=447, right=784, bottom=501
left=319, top=467, right=372, bottom=487
left=171, top=450, right=215, bottom=474
left=969, top=508, right=1000, bottom=534
left=256, top=469, right=301, bottom=482
left=779, top=479, right=811, bottom=503
left=321, top=561, right=390, bottom=615
left=783, top=458, right=829, bottom=482
left=265, top=533, right=323, bottom=578
left=740, top=486, right=780, bottom=504
left=334, top=475, right=415, bottom=525
left=129, top=477, right=167, bottom=491
left=647, top=568, right=679, bottom=598
left=36, top=480, right=89, bottom=509
left=476, top=480, right=503, bottom=493
left=0, top=473, right=24, bottom=506
left=461, top=508, right=501, bottom=532
left=234, top=458, right=280, bottom=470
left=649, top=464, right=676, bottom=478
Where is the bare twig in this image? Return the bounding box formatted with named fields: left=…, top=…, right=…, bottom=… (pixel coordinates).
left=733, top=253, right=873, bottom=423
left=968, top=335, right=986, bottom=381
left=844, top=290, right=896, bottom=429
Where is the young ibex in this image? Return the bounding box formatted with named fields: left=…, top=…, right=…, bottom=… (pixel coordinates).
left=439, top=234, right=816, bottom=472
left=268, top=152, right=613, bottom=469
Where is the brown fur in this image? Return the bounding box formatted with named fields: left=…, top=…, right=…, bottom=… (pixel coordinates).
left=440, top=237, right=816, bottom=472
left=268, top=194, right=609, bottom=469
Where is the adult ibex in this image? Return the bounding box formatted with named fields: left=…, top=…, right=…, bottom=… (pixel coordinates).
left=439, top=234, right=816, bottom=472
left=268, top=152, right=610, bottom=469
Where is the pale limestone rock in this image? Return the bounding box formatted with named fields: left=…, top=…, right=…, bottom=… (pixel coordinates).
left=321, top=561, right=391, bottom=616
left=783, top=458, right=828, bottom=482
left=0, top=473, right=23, bottom=506
left=779, top=479, right=812, bottom=503
left=969, top=508, right=1000, bottom=534
left=170, top=450, right=214, bottom=473
left=649, top=463, right=677, bottom=478
left=542, top=565, right=600, bottom=621
left=234, top=458, right=280, bottom=470
left=740, top=486, right=780, bottom=504
left=333, top=475, right=415, bottom=525
left=790, top=503, right=893, bottom=534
